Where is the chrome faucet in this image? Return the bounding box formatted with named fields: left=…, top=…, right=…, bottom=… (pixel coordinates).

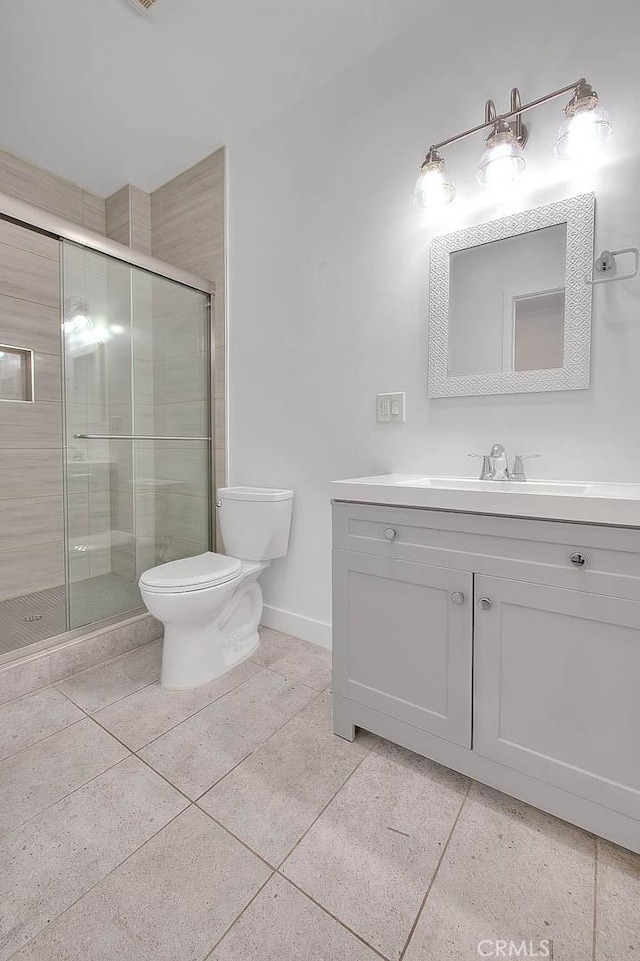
left=488, top=443, right=510, bottom=480
left=468, top=444, right=540, bottom=482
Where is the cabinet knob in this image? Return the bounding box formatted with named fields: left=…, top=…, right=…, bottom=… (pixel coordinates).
left=570, top=551, right=587, bottom=567
left=383, top=528, right=397, bottom=541
left=450, top=591, right=465, bottom=605
left=478, top=597, right=492, bottom=611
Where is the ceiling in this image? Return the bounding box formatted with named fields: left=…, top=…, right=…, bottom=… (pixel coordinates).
left=0, top=0, right=433, bottom=196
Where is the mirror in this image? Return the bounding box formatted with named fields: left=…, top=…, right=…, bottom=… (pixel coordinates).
left=428, top=193, right=595, bottom=397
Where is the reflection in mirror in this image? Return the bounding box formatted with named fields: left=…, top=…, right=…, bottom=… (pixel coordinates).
left=511, top=288, right=565, bottom=371
left=448, top=224, right=567, bottom=377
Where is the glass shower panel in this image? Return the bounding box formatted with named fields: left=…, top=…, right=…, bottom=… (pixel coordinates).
left=137, top=274, right=210, bottom=570
left=62, top=242, right=211, bottom=631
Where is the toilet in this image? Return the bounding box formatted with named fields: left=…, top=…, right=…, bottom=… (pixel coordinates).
left=139, top=487, right=293, bottom=689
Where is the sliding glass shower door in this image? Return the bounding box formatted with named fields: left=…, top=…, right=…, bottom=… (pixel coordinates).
left=62, top=242, right=211, bottom=630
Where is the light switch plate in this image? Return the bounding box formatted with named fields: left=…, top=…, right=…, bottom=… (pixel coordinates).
left=376, top=392, right=405, bottom=424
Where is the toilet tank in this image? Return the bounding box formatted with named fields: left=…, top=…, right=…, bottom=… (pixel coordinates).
left=217, top=487, right=293, bottom=561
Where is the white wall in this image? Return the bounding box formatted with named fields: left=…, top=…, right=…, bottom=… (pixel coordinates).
left=228, top=0, right=640, bottom=644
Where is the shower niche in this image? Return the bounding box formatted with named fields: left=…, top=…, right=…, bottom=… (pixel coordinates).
left=0, top=345, right=34, bottom=402
left=0, top=220, right=213, bottom=658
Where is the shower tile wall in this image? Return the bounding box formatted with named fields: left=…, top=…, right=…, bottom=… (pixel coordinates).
left=106, top=185, right=151, bottom=254
left=151, top=146, right=226, bottom=500
left=0, top=220, right=64, bottom=601
left=151, top=277, right=209, bottom=564
left=0, top=147, right=106, bottom=233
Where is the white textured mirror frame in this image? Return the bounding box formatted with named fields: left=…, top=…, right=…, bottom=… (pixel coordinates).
left=428, top=192, right=595, bottom=398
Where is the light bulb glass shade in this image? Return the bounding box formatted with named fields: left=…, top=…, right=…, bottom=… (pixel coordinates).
left=476, top=125, right=525, bottom=186
left=554, top=98, right=611, bottom=161
left=413, top=155, right=455, bottom=209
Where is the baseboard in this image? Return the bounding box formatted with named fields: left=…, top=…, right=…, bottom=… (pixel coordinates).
left=261, top=604, right=332, bottom=649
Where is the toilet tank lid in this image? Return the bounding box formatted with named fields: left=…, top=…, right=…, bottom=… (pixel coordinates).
left=140, top=552, right=242, bottom=590
left=218, top=487, right=294, bottom=502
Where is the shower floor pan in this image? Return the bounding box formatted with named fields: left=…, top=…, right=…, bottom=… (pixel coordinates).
left=0, top=573, right=144, bottom=655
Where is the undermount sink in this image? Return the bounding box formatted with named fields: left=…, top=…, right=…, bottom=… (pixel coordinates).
left=397, top=477, right=593, bottom=495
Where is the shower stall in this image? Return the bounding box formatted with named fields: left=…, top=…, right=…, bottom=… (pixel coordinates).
left=0, top=196, right=214, bottom=660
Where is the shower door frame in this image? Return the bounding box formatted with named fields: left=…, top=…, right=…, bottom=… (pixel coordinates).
left=0, top=191, right=218, bottom=664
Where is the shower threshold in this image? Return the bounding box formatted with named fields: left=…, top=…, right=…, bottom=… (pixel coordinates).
left=0, top=573, right=144, bottom=656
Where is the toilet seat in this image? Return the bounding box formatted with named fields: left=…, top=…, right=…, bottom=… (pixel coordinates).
left=139, top=552, right=242, bottom=594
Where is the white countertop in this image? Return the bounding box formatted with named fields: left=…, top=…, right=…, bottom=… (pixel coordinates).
left=330, top=473, right=640, bottom=528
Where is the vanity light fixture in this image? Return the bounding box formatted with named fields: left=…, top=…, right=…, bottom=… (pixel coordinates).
left=414, top=78, right=610, bottom=208
left=476, top=92, right=527, bottom=187
left=413, top=147, right=456, bottom=209
left=554, top=80, right=612, bottom=161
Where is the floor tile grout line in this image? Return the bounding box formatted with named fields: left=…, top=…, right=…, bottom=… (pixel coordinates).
left=0, top=709, right=88, bottom=764
left=102, top=657, right=319, bottom=759
left=56, top=633, right=323, bottom=752
left=16, top=644, right=326, bottom=831
left=5, top=801, right=192, bottom=961
left=3, top=636, right=335, bottom=950
left=278, top=873, right=392, bottom=961
left=86, top=709, right=199, bottom=806
left=134, top=741, right=240, bottom=809
left=592, top=838, right=599, bottom=961
left=53, top=673, right=160, bottom=717
left=201, top=870, right=278, bottom=961
left=58, top=654, right=267, bottom=752
left=192, top=750, right=256, bottom=801
left=56, top=683, right=94, bottom=716
left=0, top=748, right=133, bottom=844
left=109, top=683, right=336, bottom=870
left=398, top=778, right=472, bottom=961
left=134, top=677, right=324, bottom=803
left=192, top=683, right=328, bottom=799
left=133, top=674, right=325, bottom=801
left=111, top=665, right=267, bottom=753
left=275, top=741, right=375, bottom=871
left=87, top=668, right=323, bottom=804
left=194, top=692, right=372, bottom=871
left=193, top=802, right=277, bottom=872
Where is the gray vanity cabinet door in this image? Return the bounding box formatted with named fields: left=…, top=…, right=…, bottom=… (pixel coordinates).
left=474, top=575, right=640, bottom=819
left=332, top=551, right=473, bottom=747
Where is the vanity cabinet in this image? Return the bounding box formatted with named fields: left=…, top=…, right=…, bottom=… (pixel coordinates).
left=473, top=575, right=640, bottom=821
left=332, top=551, right=472, bottom=747
left=332, top=501, right=640, bottom=853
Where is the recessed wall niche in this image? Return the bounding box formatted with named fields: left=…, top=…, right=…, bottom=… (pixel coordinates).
left=0, top=345, right=34, bottom=402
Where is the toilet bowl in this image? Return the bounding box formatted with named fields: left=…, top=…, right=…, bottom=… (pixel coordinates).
left=139, top=487, right=293, bottom=689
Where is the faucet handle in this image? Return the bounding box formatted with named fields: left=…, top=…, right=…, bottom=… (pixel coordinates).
left=511, top=453, right=541, bottom=482
left=467, top=453, right=492, bottom=481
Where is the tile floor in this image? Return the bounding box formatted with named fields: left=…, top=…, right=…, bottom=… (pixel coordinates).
left=1, top=626, right=638, bottom=961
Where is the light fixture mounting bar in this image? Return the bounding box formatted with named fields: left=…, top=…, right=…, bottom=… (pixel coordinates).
left=429, top=78, right=587, bottom=153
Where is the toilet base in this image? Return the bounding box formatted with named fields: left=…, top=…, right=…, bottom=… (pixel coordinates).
left=159, top=571, right=266, bottom=689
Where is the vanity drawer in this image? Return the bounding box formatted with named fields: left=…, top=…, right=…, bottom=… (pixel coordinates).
left=332, top=501, right=640, bottom=600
